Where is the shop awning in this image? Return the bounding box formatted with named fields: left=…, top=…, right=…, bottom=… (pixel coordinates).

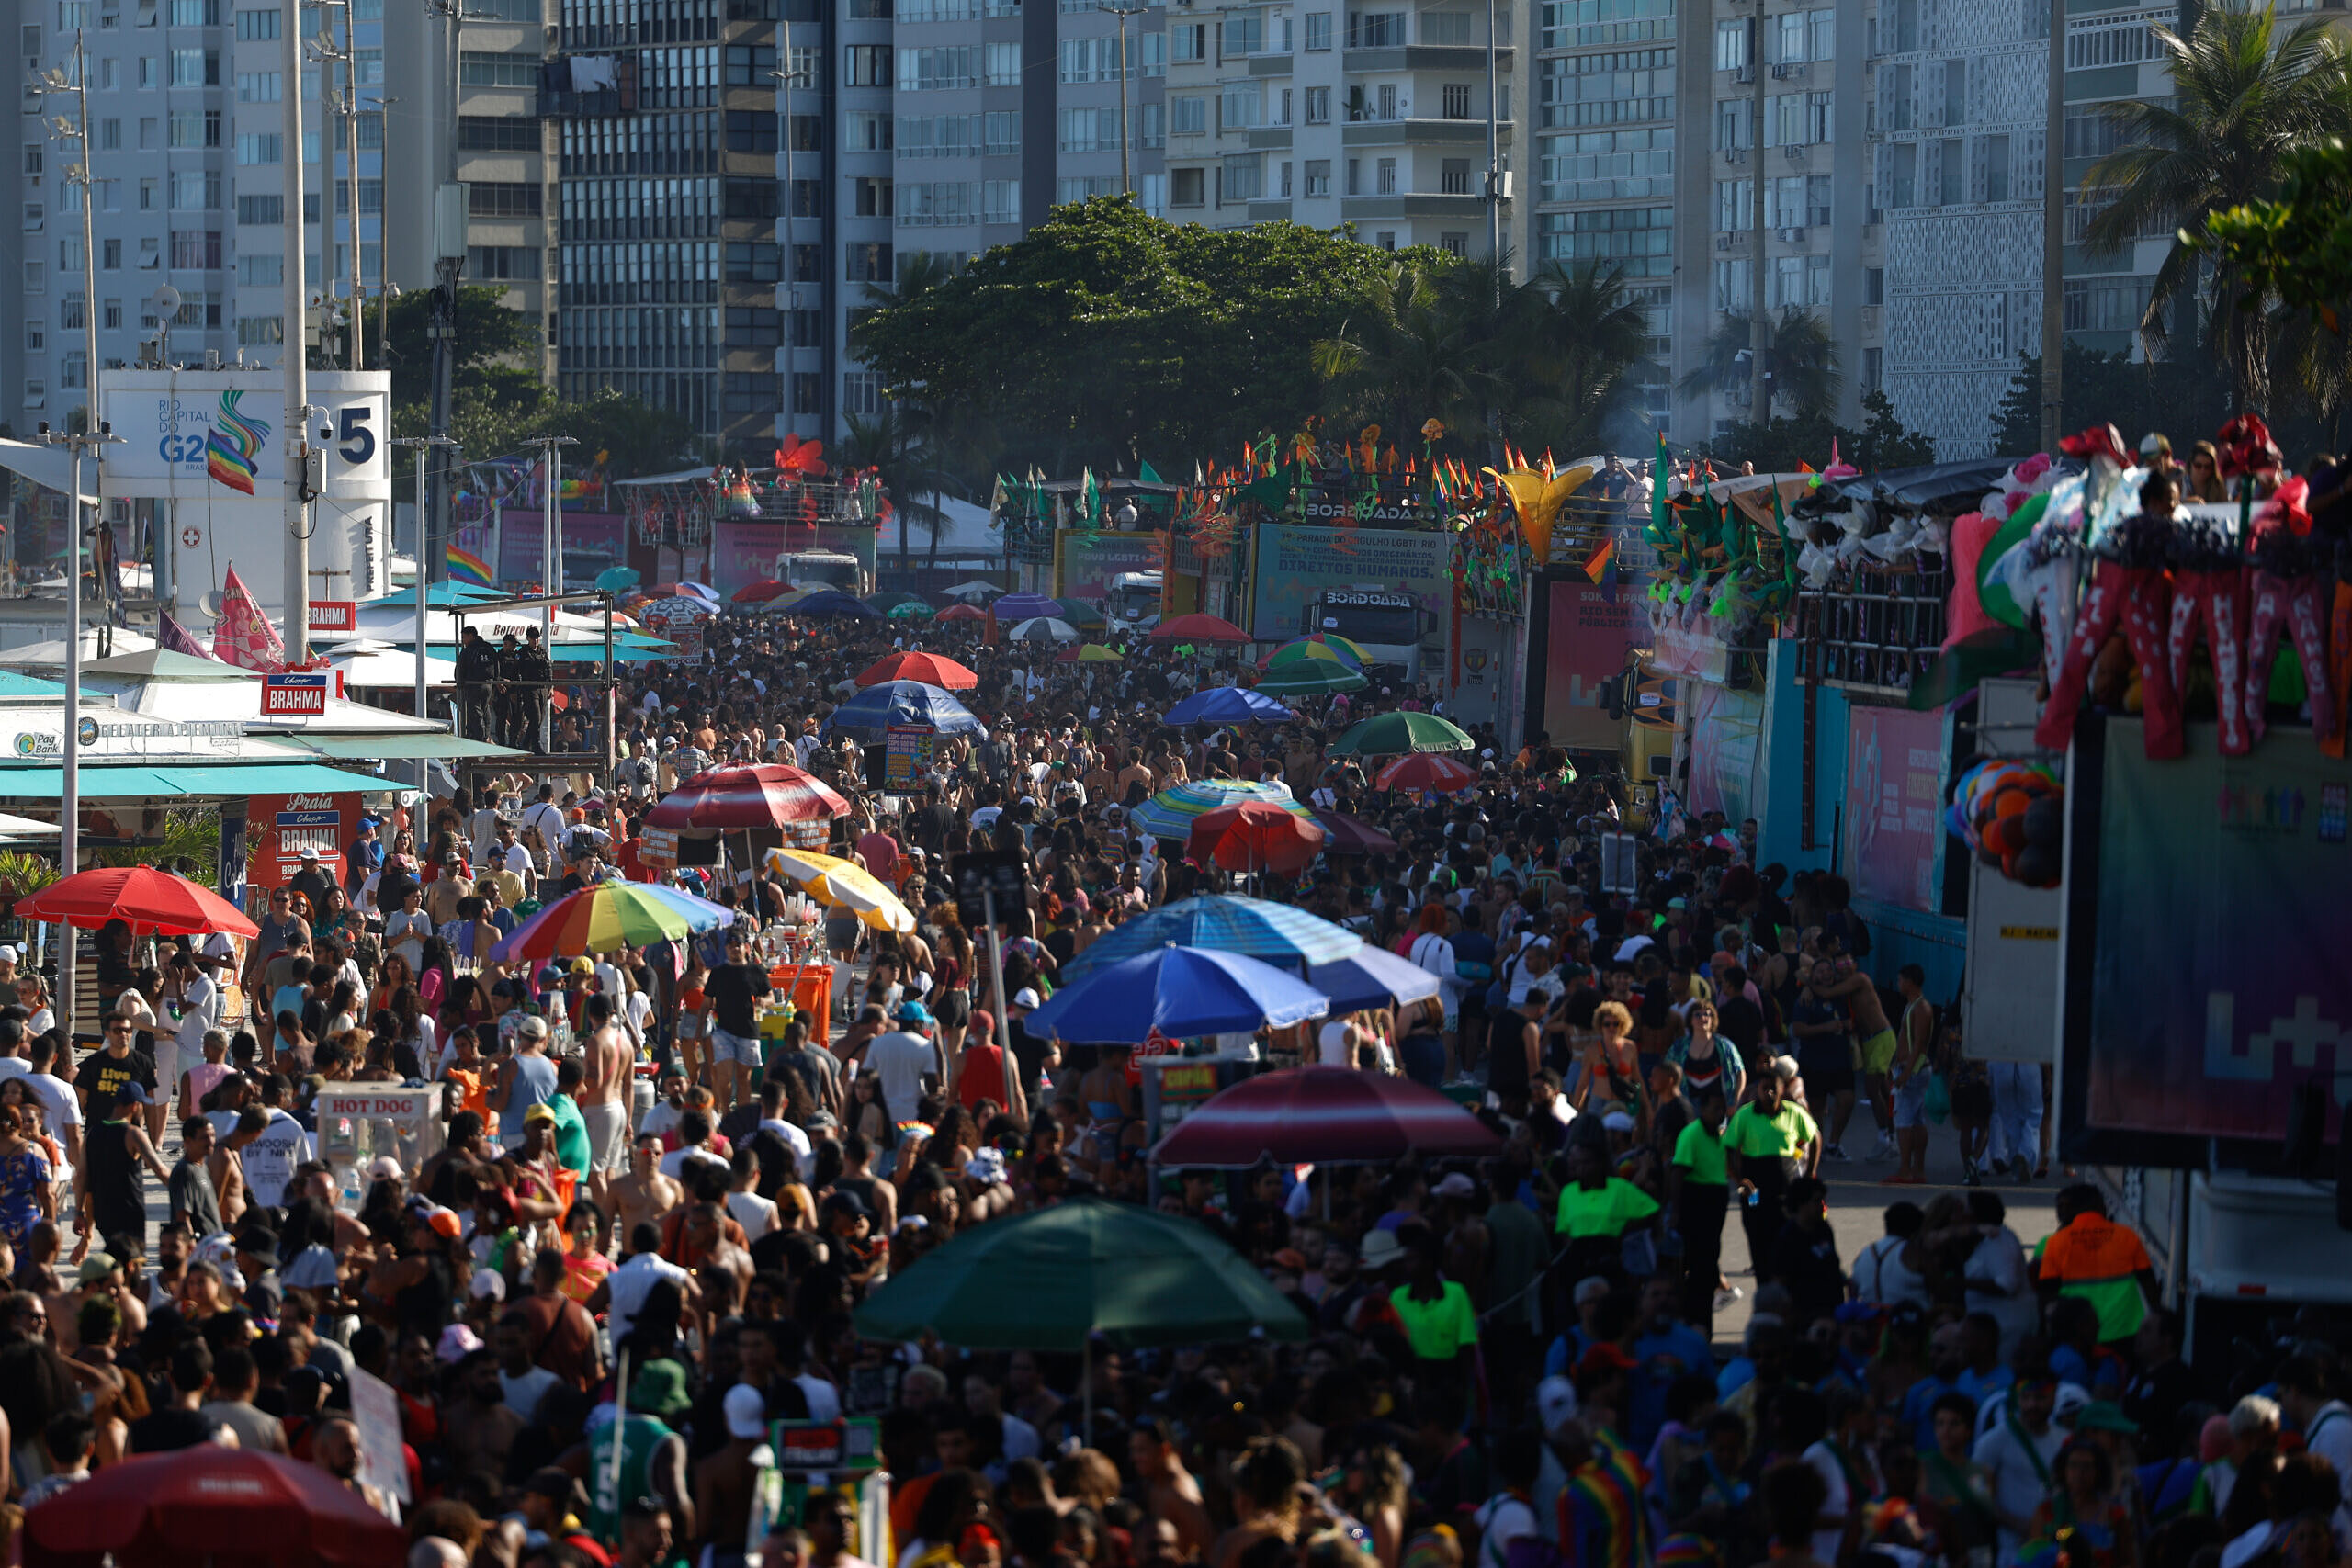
left=0, top=762, right=402, bottom=798
left=296, top=735, right=527, bottom=761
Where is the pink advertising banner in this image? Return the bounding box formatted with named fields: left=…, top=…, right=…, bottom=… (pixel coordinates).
left=1843, top=705, right=1948, bottom=912
left=1542, top=581, right=1644, bottom=750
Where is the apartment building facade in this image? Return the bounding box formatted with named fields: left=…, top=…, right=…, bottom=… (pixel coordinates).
left=1877, top=0, right=2177, bottom=457
left=1157, top=0, right=1518, bottom=256
left=0, top=0, right=394, bottom=431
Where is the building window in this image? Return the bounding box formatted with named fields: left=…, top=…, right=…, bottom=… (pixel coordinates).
left=238, top=194, right=283, bottom=224
left=1347, top=10, right=1405, bottom=47
left=459, top=116, right=541, bottom=151
left=1304, top=158, right=1329, bottom=197
left=1439, top=231, right=1467, bottom=256
left=1440, top=158, right=1470, bottom=193
left=1939, top=136, right=1962, bottom=204
left=1861, top=345, right=1882, bottom=394
left=1170, top=166, right=1204, bottom=207
left=1375, top=157, right=1396, bottom=194
left=727, top=242, right=782, bottom=281
left=459, top=51, right=537, bottom=87
left=986, top=41, right=1021, bottom=84
left=168, top=47, right=218, bottom=87
left=168, top=231, right=222, bottom=269
left=60, top=293, right=85, bottom=330
left=1984, top=132, right=2010, bottom=201
left=1442, top=83, right=1470, bottom=119
left=844, top=242, right=892, bottom=282
left=726, top=111, right=778, bottom=152
left=854, top=176, right=891, bottom=216
left=237, top=316, right=285, bottom=346
left=236, top=132, right=281, bottom=164
left=1808, top=7, right=1834, bottom=61
left=723, top=43, right=776, bottom=85
left=1714, top=17, right=1747, bottom=69
left=468, top=244, right=541, bottom=278
left=1714, top=178, right=1751, bottom=231
left=1421, top=8, right=1469, bottom=40
left=233, top=6, right=277, bottom=37
left=1863, top=266, right=1883, bottom=304
left=1171, top=96, right=1206, bottom=135
left=1889, top=141, right=1916, bottom=208
left=1304, top=86, right=1329, bottom=124
left=1304, top=10, right=1330, bottom=47
left=169, top=111, right=220, bottom=150
left=469, top=182, right=541, bottom=216
left=236, top=253, right=282, bottom=286
left=791, top=372, right=820, bottom=415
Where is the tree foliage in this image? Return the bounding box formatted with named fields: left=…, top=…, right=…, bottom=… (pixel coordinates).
left=1703, top=391, right=1937, bottom=472
left=377, top=287, right=545, bottom=413
left=852, top=196, right=1444, bottom=472
left=2081, top=1, right=2351, bottom=412
left=1678, top=310, right=1843, bottom=423
left=1991, top=345, right=2231, bottom=459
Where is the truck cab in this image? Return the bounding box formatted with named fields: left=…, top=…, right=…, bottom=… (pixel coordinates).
left=775, top=550, right=870, bottom=597
left=1103, top=570, right=1163, bottom=632
left=1305, top=589, right=1430, bottom=684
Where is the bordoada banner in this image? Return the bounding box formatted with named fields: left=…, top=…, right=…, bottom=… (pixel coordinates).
left=99, top=369, right=391, bottom=501
left=1247, top=524, right=1451, bottom=641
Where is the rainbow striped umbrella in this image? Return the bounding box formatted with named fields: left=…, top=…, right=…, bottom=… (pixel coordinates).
left=490, top=882, right=738, bottom=962
left=1260, top=632, right=1367, bottom=671
left=1252, top=662, right=1369, bottom=697
left=1127, top=779, right=1318, bottom=842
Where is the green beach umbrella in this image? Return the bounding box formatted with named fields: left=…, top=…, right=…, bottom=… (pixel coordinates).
left=851, top=1196, right=1308, bottom=1350
left=1331, top=710, right=1476, bottom=755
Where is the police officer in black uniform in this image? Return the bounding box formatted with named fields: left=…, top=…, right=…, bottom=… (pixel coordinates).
left=454, top=626, right=500, bottom=739
left=510, top=626, right=555, bottom=751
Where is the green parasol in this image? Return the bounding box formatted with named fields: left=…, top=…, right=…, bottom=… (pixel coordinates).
left=887, top=600, right=936, bottom=620
left=1330, top=710, right=1476, bottom=755
left=851, top=1195, right=1309, bottom=1351
left=1253, top=663, right=1369, bottom=697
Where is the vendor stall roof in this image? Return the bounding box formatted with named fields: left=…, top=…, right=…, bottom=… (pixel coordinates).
left=0, top=671, right=66, bottom=701
left=295, top=734, right=526, bottom=761
left=0, top=761, right=400, bottom=798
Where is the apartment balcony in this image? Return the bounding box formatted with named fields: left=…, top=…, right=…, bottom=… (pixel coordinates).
left=1340, top=190, right=1489, bottom=220
left=1340, top=117, right=1500, bottom=147
left=1248, top=53, right=1293, bottom=74
left=1248, top=198, right=1293, bottom=220
left=1248, top=125, right=1294, bottom=149
left=538, top=87, right=630, bottom=117
left=1342, top=44, right=1513, bottom=73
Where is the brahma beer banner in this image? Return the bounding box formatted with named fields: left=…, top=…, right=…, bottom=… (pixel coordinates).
left=246, top=792, right=364, bottom=887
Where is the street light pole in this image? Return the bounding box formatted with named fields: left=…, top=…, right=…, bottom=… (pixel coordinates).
left=395, top=434, right=458, bottom=784
left=1103, top=0, right=1146, bottom=197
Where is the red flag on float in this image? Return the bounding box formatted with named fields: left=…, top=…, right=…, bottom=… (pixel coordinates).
left=210, top=564, right=288, bottom=673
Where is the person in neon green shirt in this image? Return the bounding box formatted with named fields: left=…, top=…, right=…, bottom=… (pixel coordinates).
left=1555, top=1140, right=1661, bottom=1285
left=1389, top=1227, right=1481, bottom=1367
left=1724, top=1065, right=1819, bottom=1287
left=1668, top=1085, right=1733, bottom=1332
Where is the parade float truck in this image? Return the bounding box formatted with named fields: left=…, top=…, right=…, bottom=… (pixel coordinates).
left=1303, top=588, right=1431, bottom=686
left=2052, top=710, right=2352, bottom=1371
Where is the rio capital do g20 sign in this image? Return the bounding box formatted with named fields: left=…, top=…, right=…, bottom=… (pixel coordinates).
left=96, top=370, right=391, bottom=501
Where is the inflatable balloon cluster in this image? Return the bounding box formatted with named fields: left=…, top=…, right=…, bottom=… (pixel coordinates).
left=1947, top=759, right=2064, bottom=888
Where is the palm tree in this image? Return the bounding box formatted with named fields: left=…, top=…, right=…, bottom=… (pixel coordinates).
left=1311, top=258, right=1514, bottom=443
left=1511, top=259, right=1657, bottom=453
left=1678, top=310, right=1842, bottom=421
left=842, top=404, right=952, bottom=571
left=2083, top=2, right=2351, bottom=414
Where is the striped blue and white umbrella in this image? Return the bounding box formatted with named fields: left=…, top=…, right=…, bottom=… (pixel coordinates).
left=1127, top=779, right=1317, bottom=842
left=1064, top=894, right=1362, bottom=979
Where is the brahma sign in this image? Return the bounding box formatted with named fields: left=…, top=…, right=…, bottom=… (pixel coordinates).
left=246, top=792, right=363, bottom=887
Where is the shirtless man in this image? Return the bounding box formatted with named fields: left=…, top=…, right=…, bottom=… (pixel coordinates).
left=695, top=1385, right=770, bottom=1565
left=612, top=1134, right=685, bottom=1250
left=441, top=1349, right=525, bottom=1483
left=1812, top=951, right=1899, bottom=1159
left=579, top=993, right=633, bottom=1209
left=1128, top=1416, right=1216, bottom=1556
left=209, top=1104, right=262, bottom=1230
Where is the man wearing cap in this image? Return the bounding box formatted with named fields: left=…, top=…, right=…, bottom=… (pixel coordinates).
left=495, top=1015, right=560, bottom=1153
left=288, top=847, right=337, bottom=919
left=865, top=1002, right=942, bottom=1124
left=695, top=1382, right=773, bottom=1563
left=704, top=931, right=774, bottom=1111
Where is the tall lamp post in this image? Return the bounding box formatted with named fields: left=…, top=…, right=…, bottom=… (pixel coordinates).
left=1103, top=0, right=1147, bottom=196
left=395, top=434, right=458, bottom=787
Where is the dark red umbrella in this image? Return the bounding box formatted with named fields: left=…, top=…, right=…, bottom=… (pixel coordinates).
left=17, top=864, right=260, bottom=937
left=1148, top=612, right=1253, bottom=644
left=937, top=604, right=987, bottom=622
left=732, top=577, right=792, bottom=604
left=643, top=763, right=850, bottom=830
left=1185, top=800, right=1328, bottom=874
left=21, top=1446, right=407, bottom=1568
left=855, top=650, right=978, bottom=690
left=1375, top=753, right=1478, bottom=793
left=1152, top=1066, right=1503, bottom=1168
left=1312, top=812, right=1398, bottom=855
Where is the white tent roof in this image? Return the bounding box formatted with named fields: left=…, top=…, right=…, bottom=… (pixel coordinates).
left=0, top=629, right=159, bottom=667
left=321, top=637, right=458, bottom=689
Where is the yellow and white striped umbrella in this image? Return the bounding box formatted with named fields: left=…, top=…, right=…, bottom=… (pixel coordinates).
left=763, top=846, right=916, bottom=933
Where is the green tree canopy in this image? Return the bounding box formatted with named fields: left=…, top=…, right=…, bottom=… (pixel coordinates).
left=1702, top=391, right=1936, bottom=472
left=851, top=196, right=1425, bottom=472
left=376, top=286, right=544, bottom=412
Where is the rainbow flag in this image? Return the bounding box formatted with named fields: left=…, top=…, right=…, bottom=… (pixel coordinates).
left=446, top=543, right=493, bottom=584
left=1583, top=535, right=1615, bottom=583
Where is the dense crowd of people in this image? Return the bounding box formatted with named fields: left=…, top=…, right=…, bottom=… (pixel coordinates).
left=0, top=599, right=2342, bottom=1568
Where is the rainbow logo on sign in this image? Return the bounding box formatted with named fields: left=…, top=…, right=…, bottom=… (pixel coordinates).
left=205, top=389, right=268, bottom=495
